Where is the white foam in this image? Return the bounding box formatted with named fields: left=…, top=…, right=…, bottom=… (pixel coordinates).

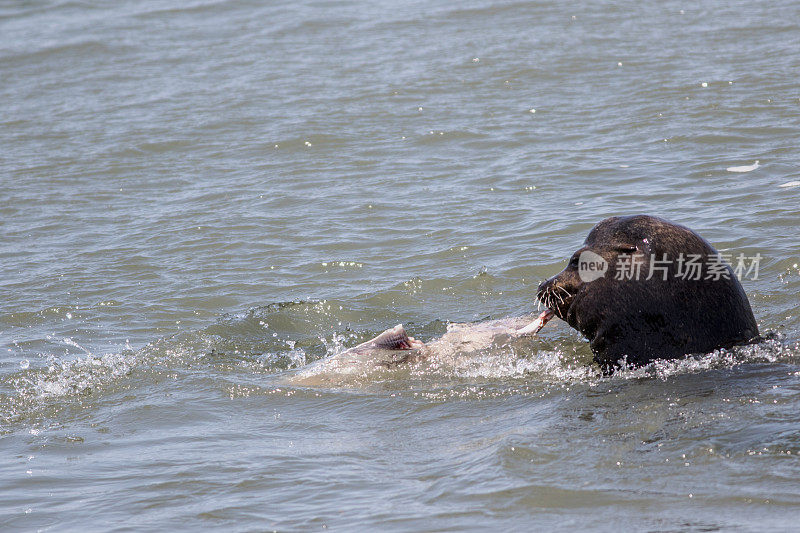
left=613, top=339, right=786, bottom=381
left=726, top=160, right=759, bottom=172
left=778, top=180, right=800, bottom=188
left=444, top=349, right=596, bottom=382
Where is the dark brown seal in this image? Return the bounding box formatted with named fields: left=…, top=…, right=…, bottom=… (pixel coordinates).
left=538, top=215, right=759, bottom=372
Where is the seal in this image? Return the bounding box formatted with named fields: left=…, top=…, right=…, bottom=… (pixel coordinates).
left=537, top=215, right=759, bottom=372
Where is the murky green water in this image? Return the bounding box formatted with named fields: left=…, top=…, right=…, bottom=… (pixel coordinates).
left=2, top=0, right=800, bottom=529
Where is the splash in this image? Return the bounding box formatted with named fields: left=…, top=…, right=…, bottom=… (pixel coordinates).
left=283, top=320, right=798, bottom=390
left=3, top=295, right=797, bottom=429
left=0, top=300, right=361, bottom=425
left=612, top=335, right=792, bottom=381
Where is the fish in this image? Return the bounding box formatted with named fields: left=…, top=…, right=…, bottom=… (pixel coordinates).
left=284, top=310, right=554, bottom=386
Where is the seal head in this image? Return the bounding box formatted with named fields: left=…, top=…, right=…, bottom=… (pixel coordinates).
left=538, top=215, right=759, bottom=371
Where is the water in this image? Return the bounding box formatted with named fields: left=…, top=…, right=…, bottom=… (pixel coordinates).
left=2, top=0, right=800, bottom=529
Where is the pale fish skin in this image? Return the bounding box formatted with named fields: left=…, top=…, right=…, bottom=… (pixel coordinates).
left=284, top=313, right=552, bottom=387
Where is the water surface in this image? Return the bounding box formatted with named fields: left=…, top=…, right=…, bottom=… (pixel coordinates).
left=2, top=0, right=800, bottom=530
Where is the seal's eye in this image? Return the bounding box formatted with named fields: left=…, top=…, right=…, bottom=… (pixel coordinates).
left=616, top=245, right=638, bottom=254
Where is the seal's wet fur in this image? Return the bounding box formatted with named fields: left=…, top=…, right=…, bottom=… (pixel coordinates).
left=538, top=215, right=759, bottom=372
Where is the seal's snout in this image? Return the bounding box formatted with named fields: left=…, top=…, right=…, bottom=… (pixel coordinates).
left=536, top=278, right=549, bottom=296
left=536, top=275, right=577, bottom=321
left=536, top=278, right=554, bottom=310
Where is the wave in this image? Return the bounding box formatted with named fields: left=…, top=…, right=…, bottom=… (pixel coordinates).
left=2, top=297, right=797, bottom=431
